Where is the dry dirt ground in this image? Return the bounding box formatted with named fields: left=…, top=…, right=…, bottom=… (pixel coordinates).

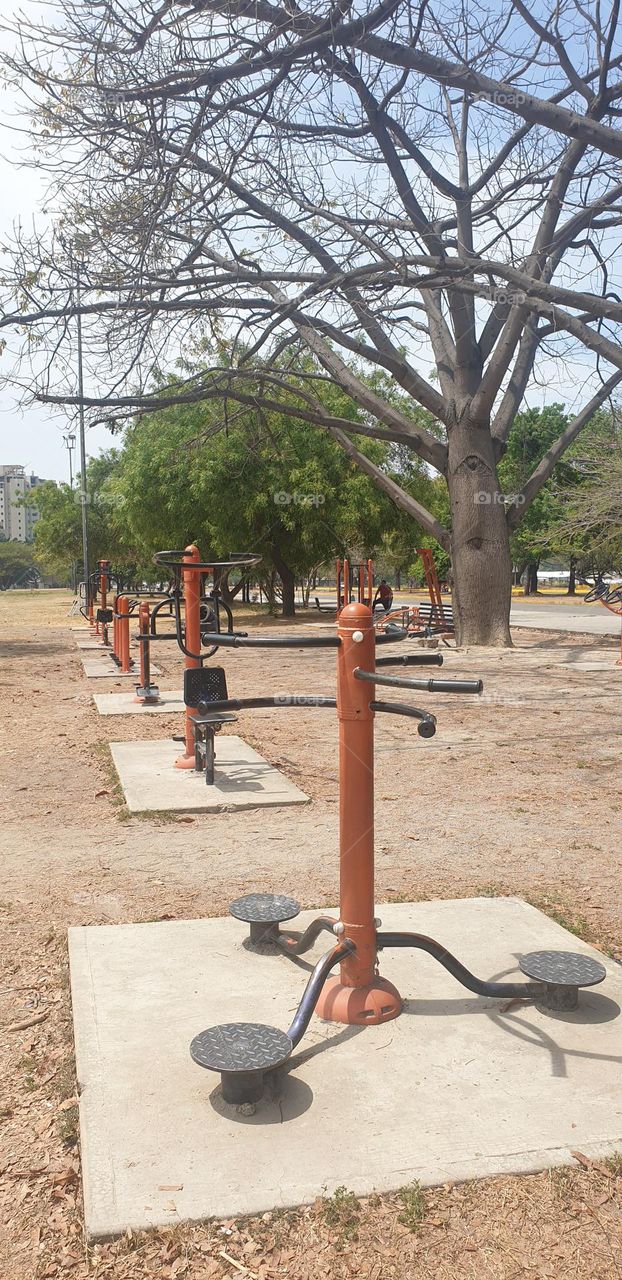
left=1, top=590, right=621, bottom=1280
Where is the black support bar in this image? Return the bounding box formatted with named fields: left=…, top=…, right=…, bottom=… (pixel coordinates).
left=376, top=932, right=542, bottom=1000
left=286, top=940, right=355, bottom=1047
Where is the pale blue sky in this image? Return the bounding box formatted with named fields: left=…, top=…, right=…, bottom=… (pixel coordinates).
left=0, top=2, right=113, bottom=481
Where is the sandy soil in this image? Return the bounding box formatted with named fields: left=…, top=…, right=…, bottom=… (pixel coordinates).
left=1, top=590, right=621, bottom=1279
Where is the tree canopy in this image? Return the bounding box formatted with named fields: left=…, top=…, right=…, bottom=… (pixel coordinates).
left=33, top=375, right=441, bottom=609
left=0, top=542, right=39, bottom=590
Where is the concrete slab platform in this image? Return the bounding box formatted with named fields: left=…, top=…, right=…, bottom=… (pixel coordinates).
left=81, top=657, right=161, bottom=679
left=69, top=897, right=622, bottom=1241
left=93, top=691, right=184, bottom=716
left=76, top=639, right=113, bottom=650
left=109, top=736, right=310, bottom=813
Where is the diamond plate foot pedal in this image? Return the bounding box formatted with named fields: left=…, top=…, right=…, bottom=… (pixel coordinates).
left=190, top=1022, right=293, bottom=1104
left=135, top=684, right=160, bottom=704
left=519, top=950, right=606, bottom=1011
left=229, top=893, right=300, bottom=946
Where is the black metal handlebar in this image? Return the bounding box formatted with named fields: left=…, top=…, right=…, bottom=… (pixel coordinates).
left=355, top=669, right=483, bottom=695
left=374, top=627, right=408, bottom=645
left=369, top=700, right=437, bottom=737
left=193, top=632, right=342, bottom=649
left=153, top=550, right=261, bottom=571
left=197, top=695, right=337, bottom=713
left=376, top=653, right=443, bottom=668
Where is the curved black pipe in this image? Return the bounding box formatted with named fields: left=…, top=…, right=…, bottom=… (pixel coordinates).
left=276, top=916, right=337, bottom=956
left=369, top=700, right=437, bottom=737
left=356, top=669, right=483, bottom=695
left=197, top=694, right=337, bottom=713
left=287, top=940, right=355, bottom=1047
left=376, top=653, right=443, bottom=668
left=154, top=550, right=261, bottom=571
left=376, top=932, right=542, bottom=1000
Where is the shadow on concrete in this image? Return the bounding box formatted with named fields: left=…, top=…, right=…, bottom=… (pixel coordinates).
left=207, top=1022, right=364, bottom=1125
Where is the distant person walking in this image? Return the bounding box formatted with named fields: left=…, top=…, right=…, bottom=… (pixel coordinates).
left=373, top=579, right=394, bottom=613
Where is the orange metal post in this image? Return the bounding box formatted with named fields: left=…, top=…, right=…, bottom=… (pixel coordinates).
left=315, top=601, right=402, bottom=1025
left=94, top=570, right=101, bottom=635
left=366, top=558, right=373, bottom=608
left=420, top=547, right=447, bottom=627
left=95, top=559, right=110, bottom=638
left=335, top=558, right=342, bottom=613
left=175, top=544, right=203, bottom=769
left=343, top=558, right=350, bottom=609
left=101, top=562, right=111, bottom=645
left=118, top=595, right=131, bottom=672
left=135, top=602, right=159, bottom=702
left=112, top=595, right=119, bottom=662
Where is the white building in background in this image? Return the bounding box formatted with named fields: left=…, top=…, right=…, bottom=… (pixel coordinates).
left=0, top=466, right=46, bottom=542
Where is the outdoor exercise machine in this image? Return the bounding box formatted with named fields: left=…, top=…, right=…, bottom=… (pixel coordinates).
left=336, top=557, right=374, bottom=613
left=419, top=546, right=451, bottom=630
left=107, top=589, right=176, bottom=686
left=188, top=602, right=606, bottom=1105
left=378, top=549, right=454, bottom=640
left=81, top=559, right=120, bottom=644
left=582, top=577, right=622, bottom=666
left=137, top=546, right=261, bottom=777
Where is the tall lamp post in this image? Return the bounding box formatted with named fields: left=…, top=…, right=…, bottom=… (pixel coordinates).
left=74, top=259, right=89, bottom=597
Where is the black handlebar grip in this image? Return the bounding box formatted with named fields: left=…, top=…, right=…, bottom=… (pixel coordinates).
left=369, top=699, right=437, bottom=737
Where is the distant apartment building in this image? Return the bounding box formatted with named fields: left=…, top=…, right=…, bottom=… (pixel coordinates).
left=0, top=466, right=46, bottom=543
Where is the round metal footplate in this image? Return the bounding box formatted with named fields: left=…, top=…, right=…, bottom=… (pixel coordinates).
left=520, top=950, right=606, bottom=1012
left=190, top=1022, right=293, bottom=1104
left=229, top=893, right=301, bottom=924
left=519, top=951, right=606, bottom=987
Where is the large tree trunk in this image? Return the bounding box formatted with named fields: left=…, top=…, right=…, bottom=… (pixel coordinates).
left=567, top=557, right=576, bottom=596
left=447, top=418, right=513, bottom=646
left=271, top=545, right=296, bottom=617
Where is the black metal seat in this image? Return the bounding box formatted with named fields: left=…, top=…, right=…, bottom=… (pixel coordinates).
left=184, top=666, right=238, bottom=784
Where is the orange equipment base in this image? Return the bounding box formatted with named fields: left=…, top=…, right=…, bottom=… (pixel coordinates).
left=174, top=753, right=196, bottom=770
left=315, top=975, right=402, bottom=1025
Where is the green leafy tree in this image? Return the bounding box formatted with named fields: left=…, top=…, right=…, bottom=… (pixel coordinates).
left=500, top=406, right=577, bottom=594
left=549, top=411, right=622, bottom=583
left=114, top=376, right=435, bottom=614
left=0, top=542, right=39, bottom=589
left=30, top=451, right=145, bottom=585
